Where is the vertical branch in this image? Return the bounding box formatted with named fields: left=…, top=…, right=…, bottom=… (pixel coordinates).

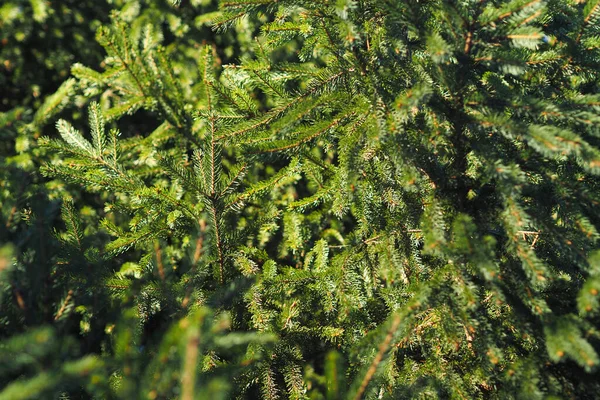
left=203, top=50, right=225, bottom=285
left=210, top=116, right=217, bottom=197
left=182, top=220, right=207, bottom=309
left=104, top=34, right=147, bottom=98
left=103, top=25, right=199, bottom=147
left=210, top=205, right=225, bottom=285
left=181, top=321, right=200, bottom=400
left=154, top=241, right=166, bottom=282
left=193, top=220, right=207, bottom=265
left=353, top=313, right=402, bottom=400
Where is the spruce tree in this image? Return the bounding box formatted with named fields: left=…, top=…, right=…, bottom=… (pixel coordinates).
left=2, top=0, right=600, bottom=398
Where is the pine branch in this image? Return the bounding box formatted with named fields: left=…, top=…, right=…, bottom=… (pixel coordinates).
left=217, top=69, right=351, bottom=140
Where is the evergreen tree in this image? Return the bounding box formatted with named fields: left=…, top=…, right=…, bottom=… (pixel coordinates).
left=2, top=0, right=600, bottom=398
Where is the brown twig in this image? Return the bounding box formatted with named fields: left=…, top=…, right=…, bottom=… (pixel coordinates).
left=154, top=241, right=165, bottom=281
left=353, top=313, right=402, bottom=400
left=54, top=290, right=74, bottom=321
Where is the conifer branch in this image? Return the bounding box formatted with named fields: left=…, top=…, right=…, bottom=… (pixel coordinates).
left=494, top=0, right=543, bottom=24
left=251, top=111, right=357, bottom=154
left=208, top=80, right=256, bottom=116
left=181, top=322, right=200, bottom=400
left=182, top=223, right=206, bottom=309
left=353, top=313, right=402, bottom=400
left=202, top=49, right=227, bottom=285
left=9, top=1, right=600, bottom=397
left=103, top=34, right=148, bottom=99
left=221, top=0, right=279, bottom=8
left=212, top=11, right=247, bottom=31
left=220, top=164, right=247, bottom=197
left=154, top=241, right=166, bottom=282
left=217, top=69, right=350, bottom=140
left=576, top=0, right=600, bottom=43
left=4, top=181, right=25, bottom=230
left=54, top=290, right=74, bottom=321
left=210, top=204, right=226, bottom=285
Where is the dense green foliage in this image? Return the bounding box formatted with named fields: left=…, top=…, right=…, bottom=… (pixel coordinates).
left=2, top=0, right=600, bottom=398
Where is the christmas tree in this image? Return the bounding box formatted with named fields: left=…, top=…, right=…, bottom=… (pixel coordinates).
left=2, top=0, right=600, bottom=398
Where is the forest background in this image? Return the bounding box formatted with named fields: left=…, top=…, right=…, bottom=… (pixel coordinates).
left=1, top=0, right=600, bottom=399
